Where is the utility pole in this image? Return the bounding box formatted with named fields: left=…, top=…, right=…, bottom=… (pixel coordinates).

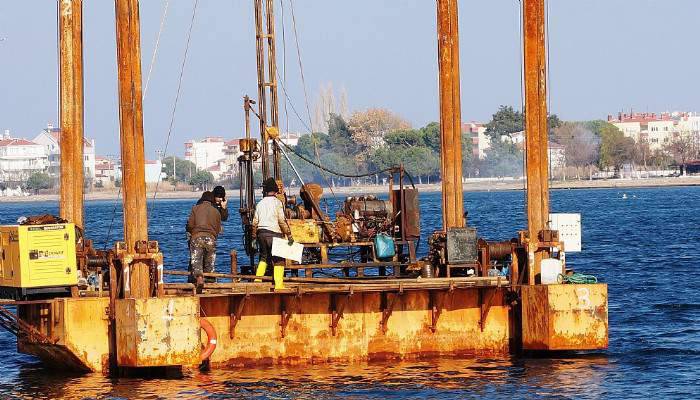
left=436, top=0, right=464, bottom=229
left=58, top=0, right=85, bottom=229
left=114, top=0, right=150, bottom=298
left=523, top=0, right=550, bottom=283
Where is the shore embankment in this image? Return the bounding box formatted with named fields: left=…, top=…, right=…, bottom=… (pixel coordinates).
left=1, top=176, right=699, bottom=203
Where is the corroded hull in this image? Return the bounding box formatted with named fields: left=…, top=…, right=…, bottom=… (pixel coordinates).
left=15, top=283, right=607, bottom=373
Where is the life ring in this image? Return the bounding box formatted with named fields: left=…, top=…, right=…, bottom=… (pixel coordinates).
left=200, top=318, right=217, bottom=361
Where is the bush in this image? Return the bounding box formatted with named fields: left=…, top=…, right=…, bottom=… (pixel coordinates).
left=26, top=172, right=53, bottom=193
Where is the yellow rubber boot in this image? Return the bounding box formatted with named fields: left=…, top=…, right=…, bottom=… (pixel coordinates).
left=273, top=265, right=285, bottom=290
left=254, top=261, right=267, bottom=282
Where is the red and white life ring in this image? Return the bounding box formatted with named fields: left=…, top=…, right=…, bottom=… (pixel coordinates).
left=200, top=318, right=217, bottom=361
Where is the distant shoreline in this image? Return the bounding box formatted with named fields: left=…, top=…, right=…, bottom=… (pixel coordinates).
left=1, top=176, right=699, bottom=203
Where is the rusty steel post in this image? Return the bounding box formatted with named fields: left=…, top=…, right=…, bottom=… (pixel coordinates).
left=115, top=0, right=150, bottom=298
left=254, top=0, right=269, bottom=179
left=58, top=0, right=85, bottom=229
left=523, top=0, right=550, bottom=283
left=436, top=0, right=464, bottom=230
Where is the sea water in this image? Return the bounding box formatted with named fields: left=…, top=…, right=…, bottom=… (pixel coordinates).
left=0, top=186, right=698, bottom=399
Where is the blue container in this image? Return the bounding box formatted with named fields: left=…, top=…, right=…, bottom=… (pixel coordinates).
left=374, top=234, right=396, bottom=259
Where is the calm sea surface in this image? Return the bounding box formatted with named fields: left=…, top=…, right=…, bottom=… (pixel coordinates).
left=0, top=186, right=699, bottom=399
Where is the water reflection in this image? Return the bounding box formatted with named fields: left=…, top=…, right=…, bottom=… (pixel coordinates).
left=6, top=355, right=611, bottom=399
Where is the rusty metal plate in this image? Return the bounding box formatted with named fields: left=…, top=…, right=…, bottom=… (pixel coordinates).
left=521, top=283, right=608, bottom=351
left=446, top=227, right=478, bottom=264
left=116, top=297, right=201, bottom=367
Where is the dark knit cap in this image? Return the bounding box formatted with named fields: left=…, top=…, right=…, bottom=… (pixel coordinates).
left=200, top=191, right=216, bottom=204
left=263, top=177, right=279, bottom=194
left=213, top=185, right=226, bottom=199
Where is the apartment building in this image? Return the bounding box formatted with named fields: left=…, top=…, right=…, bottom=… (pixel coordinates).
left=0, top=131, right=48, bottom=183
left=33, top=123, right=96, bottom=178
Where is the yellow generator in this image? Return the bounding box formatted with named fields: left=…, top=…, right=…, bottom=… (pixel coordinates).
left=0, top=223, right=78, bottom=299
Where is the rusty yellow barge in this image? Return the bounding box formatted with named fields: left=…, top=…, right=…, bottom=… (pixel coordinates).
left=0, top=0, right=607, bottom=374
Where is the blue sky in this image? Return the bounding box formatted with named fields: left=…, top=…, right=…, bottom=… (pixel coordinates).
left=0, top=1, right=698, bottom=158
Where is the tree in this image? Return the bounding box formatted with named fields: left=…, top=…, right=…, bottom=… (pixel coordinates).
left=598, top=123, right=634, bottom=175
left=461, top=132, right=478, bottom=178
left=485, top=106, right=523, bottom=140
left=665, top=132, right=699, bottom=176
left=485, top=105, right=561, bottom=140
left=552, top=122, right=600, bottom=178
left=162, top=156, right=197, bottom=183
left=189, top=170, right=214, bottom=190
left=26, top=172, right=53, bottom=193
left=420, top=122, right=441, bottom=153
left=347, top=108, right=411, bottom=158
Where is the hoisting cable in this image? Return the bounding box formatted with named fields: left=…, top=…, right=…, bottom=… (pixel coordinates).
left=277, top=0, right=339, bottom=203
left=143, top=0, right=170, bottom=99
left=288, top=0, right=315, bottom=131
left=150, top=0, right=200, bottom=209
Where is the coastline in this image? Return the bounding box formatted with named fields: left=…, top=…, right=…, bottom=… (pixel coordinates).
left=1, top=176, right=699, bottom=203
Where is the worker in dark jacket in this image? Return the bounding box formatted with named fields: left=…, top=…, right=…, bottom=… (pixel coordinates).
left=186, top=191, right=222, bottom=290
left=252, top=178, right=293, bottom=289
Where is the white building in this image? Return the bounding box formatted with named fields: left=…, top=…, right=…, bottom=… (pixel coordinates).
left=609, top=112, right=700, bottom=151
left=185, top=137, right=227, bottom=172
left=0, top=131, right=48, bottom=183
left=94, top=156, right=119, bottom=186
left=280, top=132, right=303, bottom=147
left=33, top=123, right=96, bottom=179
left=463, top=122, right=490, bottom=159
left=145, top=160, right=165, bottom=183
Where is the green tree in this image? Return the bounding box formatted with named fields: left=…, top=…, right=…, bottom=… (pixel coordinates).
left=598, top=123, right=634, bottom=175
left=485, top=105, right=561, bottom=140
left=189, top=170, right=214, bottom=190
left=420, top=122, right=441, bottom=153
left=461, top=132, right=478, bottom=177
left=26, top=172, right=53, bottom=193
left=162, top=156, right=197, bottom=183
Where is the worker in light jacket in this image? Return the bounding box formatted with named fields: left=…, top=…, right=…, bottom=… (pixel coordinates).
left=252, top=177, right=293, bottom=289
left=186, top=191, right=221, bottom=291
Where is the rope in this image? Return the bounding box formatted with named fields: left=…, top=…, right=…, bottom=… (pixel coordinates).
left=558, top=273, right=598, bottom=284
left=143, top=0, right=170, bottom=99
left=151, top=0, right=200, bottom=207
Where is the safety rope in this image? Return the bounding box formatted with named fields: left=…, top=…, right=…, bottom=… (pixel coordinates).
left=558, top=273, right=598, bottom=284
